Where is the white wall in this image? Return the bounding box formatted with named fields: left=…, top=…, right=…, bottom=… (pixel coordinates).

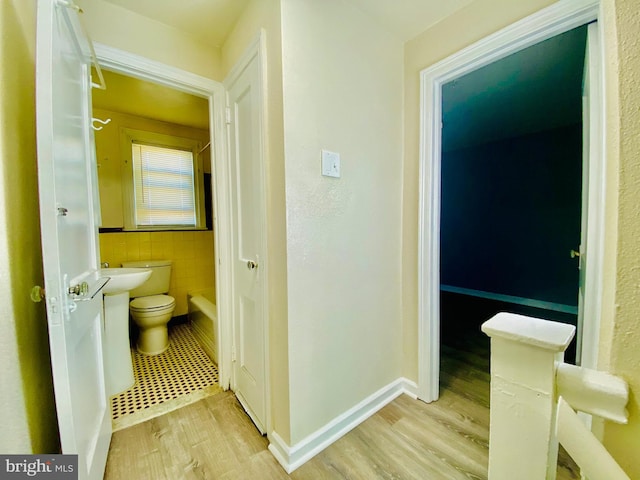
left=280, top=0, right=404, bottom=443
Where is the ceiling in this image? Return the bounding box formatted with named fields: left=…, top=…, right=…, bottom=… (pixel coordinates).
left=91, top=0, right=480, bottom=129
left=100, top=0, right=475, bottom=47
left=346, top=0, right=475, bottom=41
left=93, top=2, right=588, bottom=151
left=442, top=25, right=588, bottom=152
left=100, top=0, right=250, bottom=47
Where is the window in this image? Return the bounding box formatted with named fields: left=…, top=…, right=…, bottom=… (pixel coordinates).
left=122, top=129, right=206, bottom=230
left=132, top=143, right=196, bottom=227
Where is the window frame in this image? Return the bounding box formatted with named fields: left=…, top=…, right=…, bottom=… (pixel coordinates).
left=120, top=128, right=206, bottom=231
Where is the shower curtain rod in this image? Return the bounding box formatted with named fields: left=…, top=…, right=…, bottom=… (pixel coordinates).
left=198, top=142, right=211, bottom=155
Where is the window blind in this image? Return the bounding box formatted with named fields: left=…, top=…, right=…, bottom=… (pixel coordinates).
left=132, top=143, right=196, bottom=227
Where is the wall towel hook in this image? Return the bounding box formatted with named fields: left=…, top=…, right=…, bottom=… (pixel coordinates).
left=92, top=118, right=111, bottom=131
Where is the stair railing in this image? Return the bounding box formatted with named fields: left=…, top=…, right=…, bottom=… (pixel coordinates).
left=481, top=312, right=629, bottom=480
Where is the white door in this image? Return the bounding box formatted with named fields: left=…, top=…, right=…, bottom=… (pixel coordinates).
left=576, top=21, right=603, bottom=369
left=225, top=48, right=267, bottom=434
left=36, top=1, right=111, bottom=478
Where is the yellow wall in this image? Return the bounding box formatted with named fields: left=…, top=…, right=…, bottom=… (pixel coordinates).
left=0, top=0, right=59, bottom=453
left=93, top=70, right=210, bottom=130
left=75, top=0, right=223, bottom=81
left=598, top=0, right=640, bottom=475
left=93, top=108, right=215, bottom=316
left=99, top=231, right=215, bottom=316
left=222, top=0, right=291, bottom=443
left=93, top=108, right=210, bottom=227
left=403, top=0, right=640, bottom=475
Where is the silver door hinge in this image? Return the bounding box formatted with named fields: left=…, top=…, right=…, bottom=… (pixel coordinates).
left=225, top=107, right=232, bottom=125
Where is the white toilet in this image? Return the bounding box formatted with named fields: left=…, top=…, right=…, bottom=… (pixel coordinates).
left=122, top=260, right=176, bottom=355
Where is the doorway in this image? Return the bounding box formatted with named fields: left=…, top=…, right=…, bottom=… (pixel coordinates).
left=439, top=25, right=587, bottom=369
left=91, top=41, right=270, bottom=431
left=92, top=68, right=222, bottom=428
left=36, top=4, right=269, bottom=475
left=417, top=0, right=604, bottom=403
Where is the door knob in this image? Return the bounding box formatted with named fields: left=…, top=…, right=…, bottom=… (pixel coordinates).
left=247, top=260, right=258, bottom=270
left=31, top=286, right=46, bottom=303
left=570, top=249, right=581, bottom=258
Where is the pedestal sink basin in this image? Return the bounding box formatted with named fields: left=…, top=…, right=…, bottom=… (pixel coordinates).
left=100, top=267, right=151, bottom=396
left=101, top=268, right=152, bottom=295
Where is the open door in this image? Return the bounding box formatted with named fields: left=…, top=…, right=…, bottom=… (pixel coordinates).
left=225, top=43, right=268, bottom=434
left=576, top=21, right=603, bottom=369
left=36, top=1, right=111, bottom=478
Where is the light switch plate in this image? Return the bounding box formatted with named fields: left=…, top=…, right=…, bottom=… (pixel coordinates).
left=321, top=149, right=341, bottom=178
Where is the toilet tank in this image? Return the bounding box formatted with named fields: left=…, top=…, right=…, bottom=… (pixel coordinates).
left=121, top=260, right=172, bottom=297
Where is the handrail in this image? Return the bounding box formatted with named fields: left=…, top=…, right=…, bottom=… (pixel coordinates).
left=557, top=397, right=629, bottom=480
left=556, top=363, right=629, bottom=423
left=482, top=313, right=630, bottom=480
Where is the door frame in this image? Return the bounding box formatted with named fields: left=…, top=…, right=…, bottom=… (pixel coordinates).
left=417, top=0, right=604, bottom=402
left=92, top=44, right=236, bottom=391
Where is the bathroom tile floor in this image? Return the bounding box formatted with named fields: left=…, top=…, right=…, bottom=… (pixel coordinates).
left=110, top=323, right=222, bottom=431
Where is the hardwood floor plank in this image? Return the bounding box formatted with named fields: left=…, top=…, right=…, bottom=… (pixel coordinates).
left=105, top=333, right=580, bottom=479
left=392, top=392, right=489, bottom=443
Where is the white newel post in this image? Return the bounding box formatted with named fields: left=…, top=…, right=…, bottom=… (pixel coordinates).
left=481, top=312, right=576, bottom=480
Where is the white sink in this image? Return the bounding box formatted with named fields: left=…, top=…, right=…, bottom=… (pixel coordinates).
left=100, top=267, right=151, bottom=295
left=100, top=267, right=152, bottom=395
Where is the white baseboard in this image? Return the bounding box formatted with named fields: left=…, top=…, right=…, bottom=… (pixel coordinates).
left=402, top=378, right=419, bottom=399
left=268, top=377, right=417, bottom=473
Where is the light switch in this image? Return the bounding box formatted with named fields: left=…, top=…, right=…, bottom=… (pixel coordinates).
left=321, top=149, right=341, bottom=178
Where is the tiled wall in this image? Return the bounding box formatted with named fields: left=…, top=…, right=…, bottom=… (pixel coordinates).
left=99, top=231, right=216, bottom=316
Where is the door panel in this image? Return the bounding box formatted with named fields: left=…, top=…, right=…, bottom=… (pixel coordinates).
left=239, top=295, right=259, bottom=382
left=36, top=1, right=110, bottom=477
left=577, top=21, right=603, bottom=368
left=226, top=50, right=267, bottom=434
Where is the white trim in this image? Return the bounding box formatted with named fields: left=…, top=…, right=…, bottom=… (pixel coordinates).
left=257, top=30, right=272, bottom=436
left=576, top=20, right=605, bottom=371
left=418, top=0, right=602, bottom=403
left=92, top=44, right=235, bottom=390
left=94, top=43, right=219, bottom=96
left=223, top=33, right=262, bottom=90
left=440, top=284, right=579, bottom=315
left=268, top=378, right=417, bottom=473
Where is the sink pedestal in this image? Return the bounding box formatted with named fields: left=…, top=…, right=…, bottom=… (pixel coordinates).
left=104, top=292, right=135, bottom=396
left=100, top=267, right=151, bottom=397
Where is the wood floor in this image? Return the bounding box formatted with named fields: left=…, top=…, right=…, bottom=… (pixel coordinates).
left=104, top=333, right=580, bottom=479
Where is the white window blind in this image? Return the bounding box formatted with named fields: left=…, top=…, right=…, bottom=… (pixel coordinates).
left=132, top=143, right=196, bottom=227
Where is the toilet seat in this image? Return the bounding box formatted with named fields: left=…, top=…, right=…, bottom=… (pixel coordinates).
left=130, top=294, right=175, bottom=313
